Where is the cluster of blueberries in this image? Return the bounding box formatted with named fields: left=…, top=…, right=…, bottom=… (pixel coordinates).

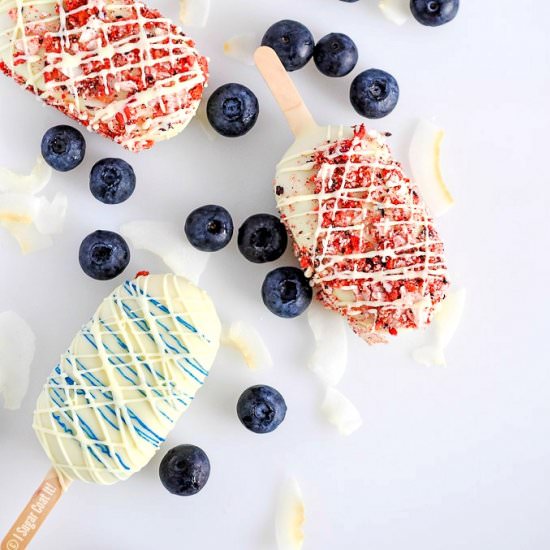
left=41, top=125, right=135, bottom=280
left=185, top=205, right=312, bottom=319
left=160, top=384, right=288, bottom=497
left=42, top=125, right=135, bottom=203
left=206, top=18, right=400, bottom=139
left=206, top=0, right=459, bottom=139
left=40, top=126, right=312, bottom=320
left=261, top=19, right=400, bottom=121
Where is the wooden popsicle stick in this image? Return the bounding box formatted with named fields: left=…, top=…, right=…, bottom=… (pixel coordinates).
left=254, top=46, right=318, bottom=137
left=1, top=468, right=71, bottom=550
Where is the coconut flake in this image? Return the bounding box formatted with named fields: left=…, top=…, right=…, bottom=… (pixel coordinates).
left=34, top=193, right=68, bottom=234
left=0, top=311, right=36, bottom=410
left=0, top=192, right=68, bottom=252
left=0, top=193, right=37, bottom=224
left=275, top=478, right=305, bottom=550
left=413, top=289, right=466, bottom=367
left=179, top=0, right=210, bottom=28
left=379, top=0, right=411, bottom=26
left=120, top=220, right=209, bottom=285
left=0, top=157, right=52, bottom=195
left=0, top=157, right=67, bottom=253
left=223, top=33, right=260, bottom=66
left=222, top=321, right=273, bottom=370
left=2, top=222, right=53, bottom=254
left=409, top=119, right=454, bottom=217
left=307, top=303, right=348, bottom=386
left=322, top=387, right=363, bottom=436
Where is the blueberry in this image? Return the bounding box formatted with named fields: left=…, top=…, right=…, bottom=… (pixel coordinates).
left=350, top=69, right=399, bottom=119
left=41, top=125, right=86, bottom=172
left=237, top=385, right=287, bottom=434
left=185, top=205, right=234, bottom=252
left=314, top=33, right=358, bottom=78
left=206, top=83, right=259, bottom=138
left=410, top=0, right=459, bottom=26
left=262, top=267, right=312, bottom=318
left=261, top=20, right=315, bottom=72
left=159, top=445, right=210, bottom=496
left=79, top=230, right=130, bottom=280
left=89, top=158, right=136, bottom=205
left=238, top=214, right=288, bottom=264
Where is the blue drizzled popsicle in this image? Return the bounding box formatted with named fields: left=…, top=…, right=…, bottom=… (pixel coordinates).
left=32, top=273, right=221, bottom=485
left=3, top=273, right=221, bottom=548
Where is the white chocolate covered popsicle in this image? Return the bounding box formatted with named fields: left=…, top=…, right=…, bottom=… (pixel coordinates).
left=33, top=273, right=221, bottom=485
left=255, top=47, right=449, bottom=344
left=2, top=273, right=220, bottom=548
left=0, top=0, right=208, bottom=151
left=275, top=125, right=449, bottom=343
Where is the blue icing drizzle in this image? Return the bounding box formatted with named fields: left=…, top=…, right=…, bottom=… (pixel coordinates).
left=88, top=445, right=109, bottom=468
left=126, top=281, right=208, bottom=339
left=82, top=332, right=98, bottom=350
left=51, top=413, right=74, bottom=435
left=176, top=362, right=202, bottom=385
left=116, top=453, right=131, bottom=471
left=100, top=320, right=129, bottom=351
left=97, top=407, right=120, bottom=431
left=126, top=408, right=164, bottom=447
left=77, top=414, right=99, bottom=442
left=174, top=314, right=198, bottom=333
left=183, top=356, right=208, bottom=376
left=155, top=319, right=190, bottom=353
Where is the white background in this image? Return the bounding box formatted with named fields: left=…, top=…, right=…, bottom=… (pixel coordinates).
left=1, top=0, right=549, bottom=548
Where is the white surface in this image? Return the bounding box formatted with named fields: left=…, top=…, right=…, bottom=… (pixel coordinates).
left=0, top=0, right=549, bottom=548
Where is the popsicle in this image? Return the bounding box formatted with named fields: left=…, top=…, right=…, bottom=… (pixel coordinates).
left=2, top=273, right=221, bottom=548
left=254, top=46, right=449, bottom=344
left=0, top=0, right=208, bottom=151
